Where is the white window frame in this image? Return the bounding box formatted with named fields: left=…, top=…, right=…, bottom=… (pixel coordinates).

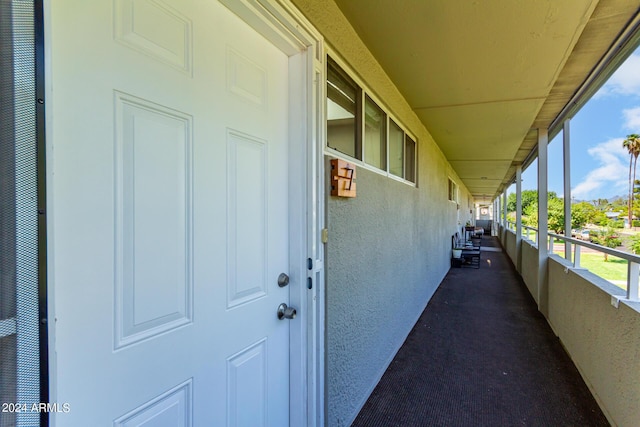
left=448, top=178, right=458, bottom=203
left=325, top=50, right=417, bottom=187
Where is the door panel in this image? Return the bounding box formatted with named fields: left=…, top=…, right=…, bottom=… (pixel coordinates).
left=226, top=130, right=268, bottom=308
left=49, top=1, right=290, bottom=425
left=114, top=91, right=193, bottom=348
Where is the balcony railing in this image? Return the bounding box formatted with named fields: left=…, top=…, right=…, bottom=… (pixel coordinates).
left=505, top=221, right=539, bottom=242
left=503, top=221, right=639, bottom=302
left=549, top=232, right=640, bottom=301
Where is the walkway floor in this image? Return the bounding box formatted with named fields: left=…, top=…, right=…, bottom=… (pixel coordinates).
left=352, top=236, right=609, bottom=427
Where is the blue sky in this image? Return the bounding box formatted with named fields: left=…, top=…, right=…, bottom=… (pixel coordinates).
left=519, top=46, right=640, bottom=202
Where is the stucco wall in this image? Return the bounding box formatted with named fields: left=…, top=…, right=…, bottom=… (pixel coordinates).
left=290, top=1, right=474, bottom=425
left=504, top=230, right=517, bottom=266
left=521, top=240, right=539, bottom=303
left=500, top=225, right=507, bottom=245
left=325, top=165, right=455, bottom=426
left=547, top=256, right=640, bottom=426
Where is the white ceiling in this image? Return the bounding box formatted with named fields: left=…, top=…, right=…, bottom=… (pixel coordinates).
left=333, top=0, right=639, bottom=204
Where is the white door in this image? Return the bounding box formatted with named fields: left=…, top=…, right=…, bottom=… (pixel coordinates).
left=48, top=1, right=292, bottom=425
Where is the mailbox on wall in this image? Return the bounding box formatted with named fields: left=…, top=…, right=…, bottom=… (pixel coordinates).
left=330, top=159, right=356, bottom=198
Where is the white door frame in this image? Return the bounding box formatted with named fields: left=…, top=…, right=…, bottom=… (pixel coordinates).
left=185, top=1, right=326, bottom=425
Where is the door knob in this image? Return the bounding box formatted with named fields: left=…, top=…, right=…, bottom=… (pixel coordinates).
left=277, top=303, right=296, bottom=320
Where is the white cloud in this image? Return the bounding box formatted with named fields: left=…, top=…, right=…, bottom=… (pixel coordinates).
left=595, top=54, right=640, bottom=98
left=623, top=106, right=640, bottom=130
left=572, top=138, right=629, bottom=200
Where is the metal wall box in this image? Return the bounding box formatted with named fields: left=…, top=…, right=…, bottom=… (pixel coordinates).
left=330, top=159, right=356, bottom=198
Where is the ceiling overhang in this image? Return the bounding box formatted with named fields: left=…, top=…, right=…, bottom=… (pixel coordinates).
left=333, top=0, right=640, bottom=204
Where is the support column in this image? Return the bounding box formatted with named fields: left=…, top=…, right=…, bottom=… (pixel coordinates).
left=538, top=128, right=549, bottom=315
left=502, top=190, right=507, bottom=229
left=491, top=197, right=500, bottom=236
left=563, top=120, right=572, bottom=261
left=516, top=165, right=523, bottom=272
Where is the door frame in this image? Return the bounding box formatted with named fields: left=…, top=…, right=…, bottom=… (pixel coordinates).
left=216, top=2, right=325, bottom=424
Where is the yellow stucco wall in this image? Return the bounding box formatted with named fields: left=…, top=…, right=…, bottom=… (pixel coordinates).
left=521, top=239, right=539, bottom=302
left=548, top=258, right=640, bottom=427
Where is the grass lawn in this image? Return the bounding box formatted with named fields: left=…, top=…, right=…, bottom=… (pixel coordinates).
left=556, top=251, right=627, bottom=290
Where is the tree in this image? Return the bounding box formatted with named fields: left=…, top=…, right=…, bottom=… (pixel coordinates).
left=623, top=134, right=640, bottom=227
left=507, top=190, right=541, bottom=213
left=601, top=236, right=621, bottom=262
left=548, top=198, right=566, bottom=233
left=591, top=227, right=622, bottom=262
left=571, top=201, right=597, bottom=229
left=507, top=190, right=558, bottom=213
left=593, top=198, right=609, bottom=208
left=593, top=210, right=608, bottom=226
left=522, top=201, right=537, bottom=227
left=519, top=195, right=564, bottom=233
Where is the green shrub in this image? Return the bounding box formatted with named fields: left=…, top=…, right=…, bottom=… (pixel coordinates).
left=633, top=220, right=640, bottom=227
left=608, top=220, right=624, bottom=228
left=630, top=235, right=640, bottom=254
left=590, top=234, right=603, bottom=245
left=592, top=228, right=622, bottom=248
left=608, top=237, right=622, bottom=247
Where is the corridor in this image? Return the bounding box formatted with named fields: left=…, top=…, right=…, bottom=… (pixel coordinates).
left=353, top=236, right=609, bottom=426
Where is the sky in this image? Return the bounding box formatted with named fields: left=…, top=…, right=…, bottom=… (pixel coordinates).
left=519, top=46, right=640, bottom=202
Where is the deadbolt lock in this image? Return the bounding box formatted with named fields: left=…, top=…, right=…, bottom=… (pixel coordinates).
left=277, top=273, right=290, bottom=287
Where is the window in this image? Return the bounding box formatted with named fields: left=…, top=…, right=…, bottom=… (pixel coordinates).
left=326, top=55, right=417, bottom=185
left=448, top=179, right=457, bottom=202
left=389, top=119, right=404, bottom=178
left=364, top=95, right=386, bottom=170
left=327, top=57, right=361, bottom=158
left=405, top=135, right=416, bottom=183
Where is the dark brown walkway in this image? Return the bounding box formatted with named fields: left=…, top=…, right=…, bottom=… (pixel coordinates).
left=352, top=236, right=609, bottom=427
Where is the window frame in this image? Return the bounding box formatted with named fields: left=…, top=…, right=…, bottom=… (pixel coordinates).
left=326, top=56, right=362, bottom=159
left=448, top=178, right=458, bottom=203
left=363, top=94, right=387, bottom=171
left=404, top=134, right=417, bottom=184
left=388, top=118, right=405, bottom=179
left=325, top=53, right=418, bottom=187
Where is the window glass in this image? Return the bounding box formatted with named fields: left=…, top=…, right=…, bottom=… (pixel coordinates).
left=364, top=95, right=386, bottom=170
left=449, top=179, right=457, bottom=202
left=389, top=120, right=404, bottom=178
left=405, top=135, right=416, bottom=183
left=327, top=58, right=360, bottom=158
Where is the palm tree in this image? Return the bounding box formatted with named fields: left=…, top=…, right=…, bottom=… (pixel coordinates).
left=622, top=134, right=640, bottom=227
left=632, top=137, right=640, bottom=206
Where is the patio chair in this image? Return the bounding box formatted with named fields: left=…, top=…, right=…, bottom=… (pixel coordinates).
left=452, top=234, right=480, bottom=269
